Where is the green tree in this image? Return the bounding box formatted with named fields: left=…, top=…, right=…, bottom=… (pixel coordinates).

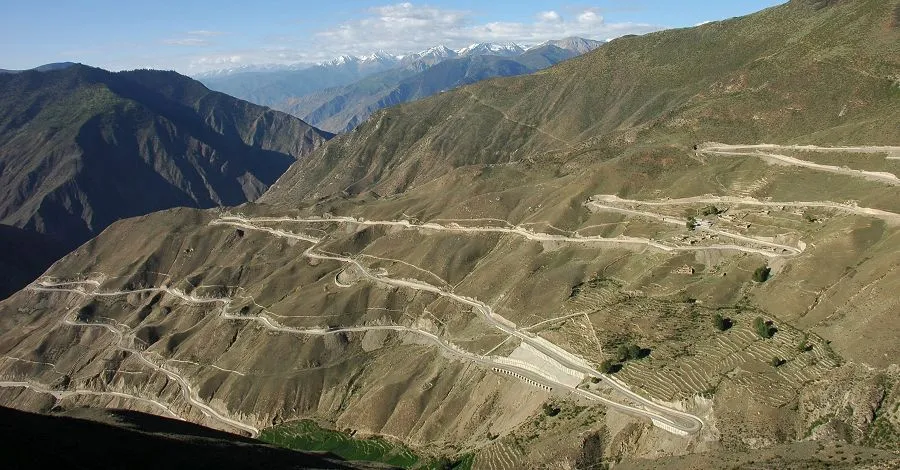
left=752, top=266, right=771, bottom=282
left=542, top=402, right=561, bottom=416
left=627, top=344, right=642, bottom=360
left=599, top=360, right=614, bottom=374
left=617, top=345, right=630, bottom=362
left=686, top=216, right=697, bottom=230
left=753, top=316, right=774, bottom=338
left=713, top=313, right=727, bottom=331
left=700, top=205, right=721, bottom=216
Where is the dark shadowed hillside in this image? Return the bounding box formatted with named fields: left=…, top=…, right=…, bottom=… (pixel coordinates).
left=0, top=406, right=391, bottom=469
left=0, top=224, right=67, bottom=300
left=0, top=64, right=332, bottom=251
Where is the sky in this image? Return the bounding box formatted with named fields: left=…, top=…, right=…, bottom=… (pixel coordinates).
left=0, top=1, right=785, bottom=75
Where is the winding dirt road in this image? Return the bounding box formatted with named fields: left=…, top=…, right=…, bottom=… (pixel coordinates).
left=17, top=210, right=710, bottom=436
left=0, top=380, right=182, bottom=419
left=699, top=143, right=900, bottom=186
left=218, top=213, right=794, bottom=259
left=211, top=216, right=705, bottom=434
left=584, top=199, right=803, bottom=254
left=590, top=194, right=900, bottom=225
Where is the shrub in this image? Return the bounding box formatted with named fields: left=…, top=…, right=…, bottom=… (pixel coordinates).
left=700, top=205, right=721, bottom=216
left=599, top=360, right=614, bottom=374
left=616, top=345, right=630, bottom=362
left=797, top=333, right=812, bottom=352
left=752, top=266, right=771, bottom=282
left=617, top=344, right=644, bottom=362
left=713, top=313, right=731, bottom=331
left=542, top=402, right=561, bottom=416
left=686, top=216, right=697, bottom=230
left=754, top=316, right=774, bottom=338
left=627, top=344, right=641, bottom=360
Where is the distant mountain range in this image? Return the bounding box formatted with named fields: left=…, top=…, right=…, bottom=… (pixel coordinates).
left=199, top=38, right=604, bottom=133
left=0, top=63, right=330, bottom=296
left=0, top=62, right=77, bottom=74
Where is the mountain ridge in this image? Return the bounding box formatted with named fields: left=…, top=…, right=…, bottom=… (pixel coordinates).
left=0, top=63, right=331, bottom=251
left=1, top=2, right=899, bottom=469
left=199, top=37, right=605, bottom=132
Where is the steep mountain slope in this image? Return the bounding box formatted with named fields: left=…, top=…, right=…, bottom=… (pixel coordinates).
left=285, top=49, right=582, bottom=134
left=268, top=0, right=898, bottom=201
left=0, top=406, right=390, bottom=469
left=0, top=64, right=331, bottom=250
left=1, top=1, right=899, bottom=469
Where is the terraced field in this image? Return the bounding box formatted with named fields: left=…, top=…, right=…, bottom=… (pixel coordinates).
left=260, top=419, right=423, bottom=468
left=472, top=440, right=526, bottom=470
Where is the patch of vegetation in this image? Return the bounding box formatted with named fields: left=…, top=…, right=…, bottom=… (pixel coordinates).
left=686, top=216, right=697, bottom=230
left=797, top=333, right=812, bottom=352
left=752, top=266, right=771, bottom=283
left=771, top=356, right=785, bottom=367
left=575, top=430, right=609, bottom=470
left=806, top=414, right=835, bottom=438
left=753, top=316, right=776, bottom=339
left=713, top=313, right=733, bottom=331
left=569, top=275, right=619, bottom=298
left=76, top=303, right=98, bottom=322
left=598, top=360, right=615, bottom=374
left=259, top=419, right=456, bottom=469
left=616, top=343, right=649, bottom=362
left=542, top=402, right=561, bottom=417
left=699, top=205, right=722, bottom=216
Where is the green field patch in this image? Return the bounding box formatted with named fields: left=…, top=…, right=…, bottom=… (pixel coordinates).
left=259, top=419, right=472, bottom=469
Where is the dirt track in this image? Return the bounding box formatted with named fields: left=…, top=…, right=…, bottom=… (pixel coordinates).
left=700, top=143, right=900, bottom=186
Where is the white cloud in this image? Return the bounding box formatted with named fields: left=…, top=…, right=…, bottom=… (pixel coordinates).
left=163, top=30, right=225, bottom=47
left=577, top=10, right=603, bottom=25
left=195, top=55, right=243, bottom=65
left=307, top=3, right=655, bottom=57
left=179, top=2, right=661, bottom=73
left=163, top=38, right=211, bottom=47
left=537, top=11, right=563, bottom=23
left=187, top=30, right=224, bottom=37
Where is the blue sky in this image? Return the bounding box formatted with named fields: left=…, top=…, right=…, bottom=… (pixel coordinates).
left=0, top=1, right=784, bottom=74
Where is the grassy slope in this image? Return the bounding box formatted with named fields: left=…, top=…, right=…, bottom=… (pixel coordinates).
left=264, top=0, right=899, bottom=204
left=260, top=419, right=474, bottom=469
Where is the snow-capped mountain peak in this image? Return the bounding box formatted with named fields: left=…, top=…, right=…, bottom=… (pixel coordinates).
left=456, top=42, right=525, bottom=57
left=328, top=55, right=358, bottom=66
left=360, top=50, right=400, bottom=64
left=194, top=37, right=602, bottom=78
left=527, top=37, right=605, bottom=55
